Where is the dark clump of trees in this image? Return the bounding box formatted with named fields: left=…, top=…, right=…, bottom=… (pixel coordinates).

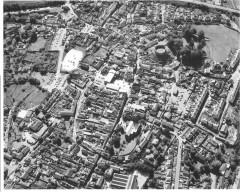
left=62, top=6, right=70, bottom=12
left=112, top=135, right=121, bottom=149
left=179, top=26, right=206, bottom=68
left=53, top=137, right=62, bottom=146
left=28, top=76, right=40, bottom=85
left=4, top=1, right=65, bottom=13
left=167, top=38, right=183, bottom=55
left=210, top=160, right=222, bottom=175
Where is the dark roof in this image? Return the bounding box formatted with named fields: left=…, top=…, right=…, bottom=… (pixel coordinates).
left=31, top=120, right=43, bottom=132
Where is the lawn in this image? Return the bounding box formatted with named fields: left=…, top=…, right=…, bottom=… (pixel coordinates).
left=29, top=37, right=47, bottom=51
left=48, top=7, right=63, bottom=13
left=4, top=82, right=48, bottom=110
left=192, top=25, right=240, bottom=62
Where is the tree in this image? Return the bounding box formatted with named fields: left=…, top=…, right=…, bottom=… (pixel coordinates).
left=190, top=49, right=204, bottom=68
left=132, top=113, right=139, bottom=123
left=48, top=126, right=54, bottom=134
left=230, top=162, right=236, bottom=171
left=180, top=46, right=191, bottom=65
left=62, top=6, right=70, bottom=12
left=12, top=114, right=17, bottom=121
left=38, top=136, right=43, bottom=144
left=184, top=29, right=192, bottom=42
left=198, top=30, right=205, bottom=42
left=30, top=16, right=37, bottom=24
left=108, top=145, right=114, bottom=156
left=189, top=39, right=195, bottom=48
left=53, top=137, right=62, bottom=146
left=193, top=168, right=200, bottom=179
left=167, top=38, right=174, bottom=50
left=210, top=160, right=222, bottom=174
left=190, top=28, right=197, bottom=35
left=113, top=136, right=120, bottom=148
left=67, top=75, right=71, bottom=84
left=86, top=100, right=91, bottom=107
left=200, top=39, right=206, bottom=47
left=64, top=136, right=72, bottom=144
left=30, top=31, right=37, bottom=43
left=197, top=42, right=204, bottom=50
left=45, top=113, right=51, bottom=119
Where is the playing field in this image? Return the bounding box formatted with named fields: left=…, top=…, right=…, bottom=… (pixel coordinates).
left=192, top=25, right=240, bottom=62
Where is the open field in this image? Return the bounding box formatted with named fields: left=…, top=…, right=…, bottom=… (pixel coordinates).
left=192, top=24, right=240, bottom=62
left=4, top=82, right=48, bottom=110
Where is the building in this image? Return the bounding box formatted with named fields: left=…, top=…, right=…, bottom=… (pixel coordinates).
left=110, top=173, right=131, bottom=189
left=30, top=119, right=43, bottom=132
left=104, top=70, right=116, bottom=84
left=229, top=81, right=240, bottom=105
left=214, top=0, right=223, bottom=6
left=125, top=121, right=139, bottom=136
left=104, top=168, right=114, bottom=179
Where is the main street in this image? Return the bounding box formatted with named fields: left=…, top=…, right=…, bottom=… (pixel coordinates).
left=72, top=81, right=93, bottom=142
left=171, top=131, right=183, bottom=189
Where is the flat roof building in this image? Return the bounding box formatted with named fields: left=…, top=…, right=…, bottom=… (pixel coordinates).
left=110, top=173, right=130, bottom=189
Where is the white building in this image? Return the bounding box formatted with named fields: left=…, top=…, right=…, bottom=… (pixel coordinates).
left=104, top=69, right=116, bottom=84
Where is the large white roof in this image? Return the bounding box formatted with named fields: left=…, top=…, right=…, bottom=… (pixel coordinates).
left=61, top=49, right=84, bottom=72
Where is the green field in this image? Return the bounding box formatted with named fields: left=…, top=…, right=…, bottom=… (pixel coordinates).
left=192, top=25, right=240, bottom=62
left=4, top=1, right=43, bottom=6
left=29, top=37, right=47, bottom=51
left=4, top=82, right=48, bottom=110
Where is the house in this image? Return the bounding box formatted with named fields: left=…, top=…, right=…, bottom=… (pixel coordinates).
left=96, top=176, right=104, bottom=188
left=104, top=168, right=114, bottom=179
left=66, top=177, right=79, bottom=187
left=219, top=163, right=227, bottom=175
left=30, top=120, right=43, bottom=132
left=54, top=172, right=63, bottom=180
left=4, top=153, right=13, bottom=161
left=65, top=169, right=73, bottom=178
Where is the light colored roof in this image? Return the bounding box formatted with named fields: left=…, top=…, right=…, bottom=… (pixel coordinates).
left=17, top=110, right=28, bottom=119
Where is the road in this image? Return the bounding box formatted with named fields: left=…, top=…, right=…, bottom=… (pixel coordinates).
left=77, top=0, right=240, bottom=13
left=66, top=0, right=78, bottom=18
left=72, top=81, right=92, bottom=141
left=178, top=0, right=240, bottom=13
left=161, top=3, right=165, bottom=24
left=172, top=132, right=183, bottom=189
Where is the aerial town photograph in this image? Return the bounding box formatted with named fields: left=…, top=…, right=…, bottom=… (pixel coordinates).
left=2, top=0, right=240, bottom=190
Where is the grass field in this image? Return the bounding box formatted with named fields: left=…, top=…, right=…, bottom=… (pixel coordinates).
left=4, top=82, right=48, bottom=110
left=4, top=1, right=43, bottom=6
left=223, top=0, right=240, bottom=10
left=29, top=37, right=47, bottom=51
left=192, top=25, right=240, bottom=62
